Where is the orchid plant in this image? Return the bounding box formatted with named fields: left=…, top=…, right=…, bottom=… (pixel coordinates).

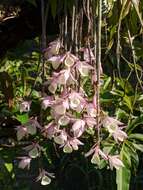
left=17, top=39, right=128, bottom=185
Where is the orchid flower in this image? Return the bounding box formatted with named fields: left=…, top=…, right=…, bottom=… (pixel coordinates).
left=58, top=115, right=70, bottom=126
left=86, top=103, right=97, bottom=117
left=58, top=69, right=71, bottom=85
left=54, top=130, right=68, bottom=145
left=69, top=91, right=86, bottom=112
left=44, top=40, right=61, bottom=59
left=48, top=80, right=58, bottom=94
left=103, top=116, right=127, bottom=142
left=63, top=138, right=84, bottom=153
left=64, top=52, right=78, bottom=67
left=18, top=157, right=31, bottom=170
left=24, top=143, right=41, bottom=159
left=72, top=119, right=85, bottom=137
left=20, top=101, right=31, bottom=113
left=16, top=125, right=28, bottom=141
left=103, top=116, right=122, bottom=133
left=52, top=98, right=69, bottom=116
left=85, top=146, right=108, bottom=165
left=112, top=128, right=127, bottom=142
left=48, top=54, right=65, bottom=69
left=42, top=122, right=58, bottom=139
left=42, top=96, right=54, bottom=110
left=76, top=61, right=94, bottom=77
left=37, top=169, right=55, bottom=186
left=84, top=116, right=96, bottom=128
left=108, top=155, right=124, bottom=170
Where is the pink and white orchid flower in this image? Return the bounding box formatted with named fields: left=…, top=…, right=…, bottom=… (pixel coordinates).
left=69, top=92, right=86, bottom=112
left=108, top=155, right=124, bottom=170
left=18, top=157, right=31, bottom=170
left=72, top=119, right=85, bottom=137
left=76, top=61, right=94, bottom=77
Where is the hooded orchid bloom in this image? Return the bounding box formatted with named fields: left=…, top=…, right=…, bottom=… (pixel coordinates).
left=108, top=155, right=124, bottom=170
left=85, top=146, right=108, bottom=165
left=48, top=54, right=65, bottom=69
left=37, top=169, right=55, bottom=186
left=42, top=96, right=54, bottom=110
left=64, top=52, right=78, bottom=67
left=18, top=157, right=31, bottom=170
left=103, top=116, right=127, bottom=142
left=69, top=92, right=86, bottom=112
left=58, top=115, right=70, bottom=126
left=76, top=61, right=94, bottom=77
left=53, top=99, right=69, bottom=116
left=103, top=116, right=122, bottom=133
left=42, top=122, right=58, bottom=139
left=72, top=119, right=85, bottom=137
left=112, top=128, right=127, bottom=142
left=44, top=40, right=61, bottom=58
left=84, top=116, right=97, bottom=128
left=58, top=69, right=71, bottom=85
left=48, top=80, right=58, bottom=94
left=16, top=125, right=28, bottom=141
left=20, top=101, right=31, bottom=113
left=54, top=130, right=68, bottom=145
left=86, top=103, right=97, bottom=117
left=63, top=138, right=84, bottom=153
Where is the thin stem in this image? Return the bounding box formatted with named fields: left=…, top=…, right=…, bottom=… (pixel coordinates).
left=96, top=0, right=102, bottom=145
left=127, top=28, right=143, bottom=90
left=75, top=0, right=79, bottom=55
left=64, top=2, right=68, bottom=50
left=40, top=0, right=48, bottom=124
left=70, top=3, right=75, bottom=52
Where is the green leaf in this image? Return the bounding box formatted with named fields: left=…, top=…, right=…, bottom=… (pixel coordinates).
left=128, top=133, right=143, bottom=141
left=5, top=163, right=13, bottom=173
left=116, top=145, right=131, bottom=190
left=116, top=166, right=131, bottom=190
left=131, top=0, right=143, bottom=28
left=16, top=114, right=29, bottom=124
left=126, top=115, right=143, bottom=133
left=132, top=143, right=143, bottom=152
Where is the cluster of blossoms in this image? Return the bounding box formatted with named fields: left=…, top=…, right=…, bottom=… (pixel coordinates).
left=17, top=40, right=127, bottom=185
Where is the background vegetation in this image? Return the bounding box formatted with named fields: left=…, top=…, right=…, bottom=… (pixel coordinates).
left=0, top=0, right=143, bottom=190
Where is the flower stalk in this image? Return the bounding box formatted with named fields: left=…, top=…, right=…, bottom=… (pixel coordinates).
left=96, top=0, right=102, bottom=145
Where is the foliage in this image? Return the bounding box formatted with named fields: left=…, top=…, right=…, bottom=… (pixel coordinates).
left=0, top=0, right=143, bottom=190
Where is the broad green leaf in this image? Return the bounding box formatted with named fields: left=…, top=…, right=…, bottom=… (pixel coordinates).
left=16, top=114, right=29, bottom=124
left=126, top=115, right=143, bottom=133
left=116, top=144, right=131, bottom=190
left=5, top=163, right=13, bottom=173
left=116, top=166, right=131, bottom=190
left=132, top=143, right=143, bottom=152
left=123, top=95, right=133, bottom=112
left=128, top=133, right=143, bottom=141
left=131, top=0, right=143, bottom=28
